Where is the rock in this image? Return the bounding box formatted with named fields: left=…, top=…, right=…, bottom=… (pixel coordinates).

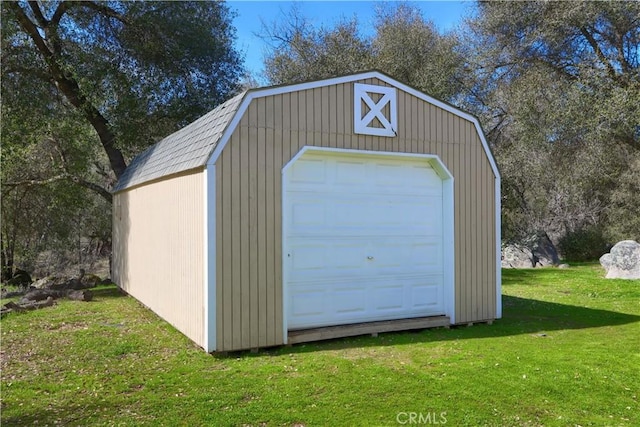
left=532, top=234, right=560, bottom=266
left=67, top=289, right=93, bottom=302
left=80, top=274, right=101, bottom=288
left=29, top=296, right=55, bottom=309
left=1, top=289, right=27, bottom=299
left=19, top=289, right=63, bottom=303
left=502, top=233, right=560, bottom=268
left=32, top=276, right=62, bottom=289
left=558, top=263, right=570, bottom=269
left=49, top=278, right=84, bottom=291
left=33, top=273, right=104, bottom=291
left=6, top=269, right=32, bottom=287
left=2, top=297, right=55, bottom=316
left=600, top=253, right=613, bottom=270
left=502, top=244, right=535, bottom=268
left=600, top=240, right=640, bottom=280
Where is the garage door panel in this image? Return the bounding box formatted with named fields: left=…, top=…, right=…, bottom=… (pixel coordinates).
left=333, top=287, right=367, bottom=314
left=290, top=158, right=326, bottom=183
left=288, top=276, right=444, bottom=329
left=289, top=236, right=442, bottom=280
left=330, top=201, right=370, bottom=226
left=290, top=287, right=327, bottom=318
left=410, top=241, right=442, bottom=270
left=285, top=152, right=446, bottom=330
left=373, top=285, right=405, bottom=310
left=291, top=243, right=327, bottom=271
left=411, top=281, right=443, bottom=309
left=369, top=237, right=442, bottom=276
left=335, top=160, right=367, bottom=185
left=287, top=196, right=442, bottom=234
left=332, top=243, right=368, bottom=269
left=291, top=201, right=325, bottom=227
left=374, top=163, right=441, bottom=192
left=289, top=238, right=367, bottom=281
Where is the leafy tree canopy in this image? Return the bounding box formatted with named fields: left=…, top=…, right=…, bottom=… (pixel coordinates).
left=1, top=1, right=244, bottom=278
left=2, top=0, right=244, bottom=179
left=462, top=0, right=640, bottom=246
left=261, top=3, right=463, bottom=101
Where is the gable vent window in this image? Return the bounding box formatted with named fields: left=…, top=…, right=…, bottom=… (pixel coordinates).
left=354, top=83, right=397, bottom=137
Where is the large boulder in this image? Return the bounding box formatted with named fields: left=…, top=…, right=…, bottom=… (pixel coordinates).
left=533, top=234, right=560, bottom=266
left=502, top=234, right=560, bottom=268
left=600, top=240, right=640, bottom=280
left=502, top=245, right=535, bottom=268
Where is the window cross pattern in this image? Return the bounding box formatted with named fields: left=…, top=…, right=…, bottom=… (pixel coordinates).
left=354, top=83, right=397, bottom=137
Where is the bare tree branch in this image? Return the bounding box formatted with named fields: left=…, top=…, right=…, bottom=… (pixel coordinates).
left=50, top=1, right=72, bottom=28
left=9, top=2, right=128, bottom=180
left=580, top=26, right=620, bottom=82
left=3, top=175, right=68, bottom=188
left=3, top=174, right=112, bottom=203
left=69, top=177, right=112, bottom=203
left=27, top=1, right=49, bottom=28
left=76, top=1, right=129, bottom=24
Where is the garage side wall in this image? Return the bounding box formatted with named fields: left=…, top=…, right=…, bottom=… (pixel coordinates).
left=215, top=78, right=497, bottom=351
left=112, top=169, right=205, bottom=348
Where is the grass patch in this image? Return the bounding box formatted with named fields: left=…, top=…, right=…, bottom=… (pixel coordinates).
left=2, top=267, right=639, bottom=426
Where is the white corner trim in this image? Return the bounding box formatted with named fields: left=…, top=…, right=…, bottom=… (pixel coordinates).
left=281, top=164, right=290, bottom=345
left=443, top=175, right=455, bottom=325
left=207, top=96, right=253, bottom=166
left=495, top=176, right=502, bottom=319
left=354, top=83, right=397, bottom=137
left=204, top=166, right=217, bottom=352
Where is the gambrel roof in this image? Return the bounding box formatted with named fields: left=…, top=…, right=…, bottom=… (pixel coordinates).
left=113, top=91, right=246, bottom=192
left=113, top=71, right=500, bottom=193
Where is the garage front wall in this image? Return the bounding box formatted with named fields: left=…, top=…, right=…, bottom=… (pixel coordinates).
left=214, top=77, right=497, bottom=352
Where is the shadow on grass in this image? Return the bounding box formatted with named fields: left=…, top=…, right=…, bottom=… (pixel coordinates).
left=91, top=285, right=127, bottom=299
left=501, top=266, right=604, bottom=286
left=1, top=403, right=111, bottom=427
left=501, top=268, right=569, bottom=285
left=229, top=295, right=640, bottom=357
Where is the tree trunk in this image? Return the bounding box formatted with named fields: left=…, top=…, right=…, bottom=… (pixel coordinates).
left=10, top=2, right=128, bottom=180
left=1, top=232, right=15, bottom=282
left=1, top=246, right=13, bottom=282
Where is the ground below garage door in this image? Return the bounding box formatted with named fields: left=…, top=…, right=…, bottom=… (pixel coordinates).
left=284, top=150, right=446, bottom=330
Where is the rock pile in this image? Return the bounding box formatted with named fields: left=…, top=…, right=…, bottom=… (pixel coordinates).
left=1, top=271, right=110, bottom=316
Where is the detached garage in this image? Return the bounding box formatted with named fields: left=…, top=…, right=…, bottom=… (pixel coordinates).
left=112, top=71, right=501, bottom=353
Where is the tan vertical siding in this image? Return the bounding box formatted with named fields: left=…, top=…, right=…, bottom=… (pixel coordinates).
left=112, top=169, right=205, bottom=348
left=215, top=77, right=498, bottom=350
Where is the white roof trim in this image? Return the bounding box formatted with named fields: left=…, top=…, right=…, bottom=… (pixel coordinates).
left=208, top=71, right=500, bottom=182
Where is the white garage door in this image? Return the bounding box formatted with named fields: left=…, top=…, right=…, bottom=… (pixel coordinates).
left=284, top=150, right=446, bottom=330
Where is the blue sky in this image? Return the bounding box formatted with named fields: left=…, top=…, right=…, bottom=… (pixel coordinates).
left=228, top=1, right=474, bottom=81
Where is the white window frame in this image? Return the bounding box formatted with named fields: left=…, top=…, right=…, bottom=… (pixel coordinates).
left=354, top=83, right=398, bottom=137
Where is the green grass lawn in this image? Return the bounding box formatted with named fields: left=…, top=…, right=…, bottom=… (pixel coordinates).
left=2, top=264, right=639, bottom=426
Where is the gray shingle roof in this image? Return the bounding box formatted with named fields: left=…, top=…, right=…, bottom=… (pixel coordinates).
left=113, top=91, right=246, bottom=192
